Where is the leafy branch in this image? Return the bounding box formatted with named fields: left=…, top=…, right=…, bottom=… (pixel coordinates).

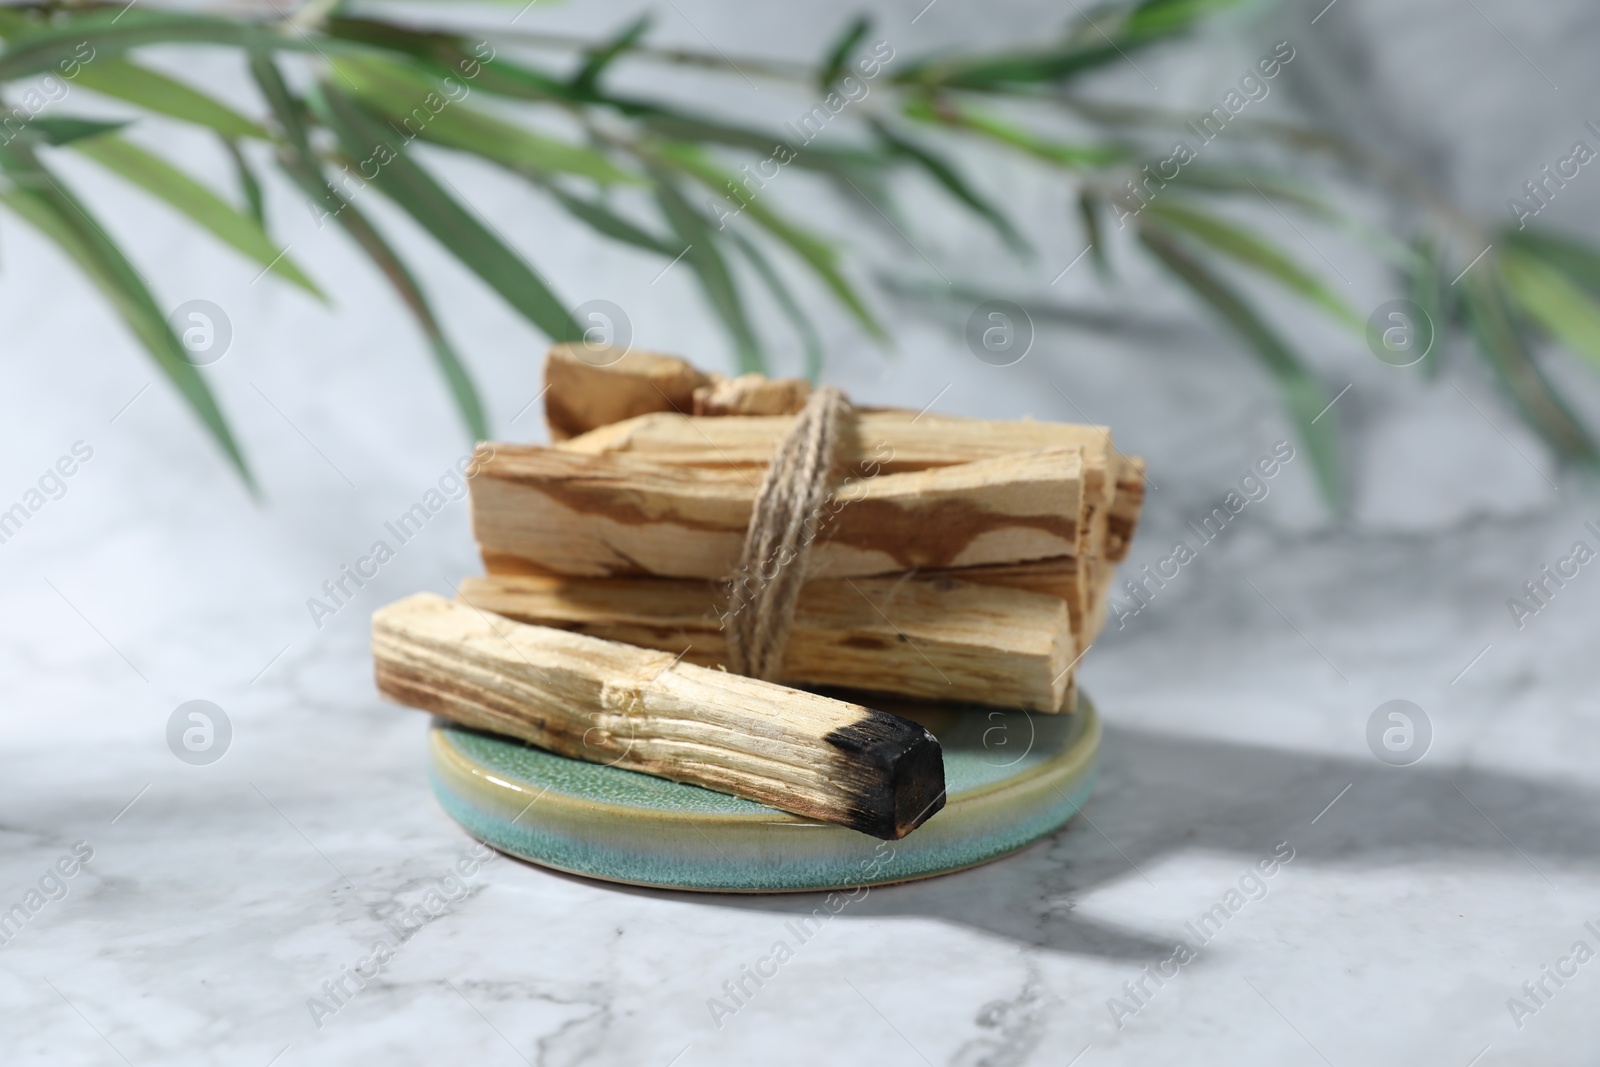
left=1, top=0, right=1598, bottom=509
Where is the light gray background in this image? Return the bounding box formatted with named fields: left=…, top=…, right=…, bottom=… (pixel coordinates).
left=2, top=0, right=1599, bottom=1063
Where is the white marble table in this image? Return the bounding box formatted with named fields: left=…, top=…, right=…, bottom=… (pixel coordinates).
left=4, top=0, right=1600, bottom=1062
left=8, top=498, right=1598, bottom=1067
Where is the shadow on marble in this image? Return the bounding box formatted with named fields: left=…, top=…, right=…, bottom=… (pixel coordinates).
left=516, top=724, right=1600, bottom=961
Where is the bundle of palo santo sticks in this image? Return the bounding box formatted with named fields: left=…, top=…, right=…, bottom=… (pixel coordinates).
left=373, top=344, right=1145, bottom=840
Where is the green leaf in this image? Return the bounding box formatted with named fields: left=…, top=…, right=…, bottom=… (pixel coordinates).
left=1459, top=266, right=1600, bottom=465
left=1139, top=221, right=1342, bottom=508
left=71, top=134, right=323, bottom=298
left=222, top=137, right=266, bottom=227
left=1408, top=235, right=1447, bottom=379
left=0, top=7, right=36, bottom=34
left=902, top=97, right=1126, bottom=168
left=251, top=53, right=487, bottom=441
left=323, top=17, right=579, bottom=103
left=0, top=11, right=306, bottom=82
left=1078, top=190, right=1111, bottom=280
left=818, top=15, right=871, bottom=91
left=655, top=141, right=885, bottom=340
left=329, top=53, right=637, bottom=184
left=649, top=169, right=763, bottom=373
left=1150, top=162, right=1415, bottom=269
left=729, top=230, right=824, bottom=381
left=72, top=58, right=267, bottom=140
left=1166, top=166, right=1415, bottom=268
left=893, top=0, right=1254, bottom=89
left=25, top=116, right=128, bottom=146
left=1121, top=0, right=1259, bottom=40
left=1164, top=165, right=1414, bottom=271
left=630, top=108, right=884, bottom=179
left=896, top=43, right=1125, bottom=89
left=1143, top=198, right=1362, bottom=330
left=875, top=273, right=1154, bottom=336
left=0, top=143, right=253, bottom=488
left=571, top=15, right=652, bottom=94
left=325, top=207, right=489, bottom=441
left=1502, top=228, right=1600, bottom=295
left=1501, top=247, right=1600, bottom=371
left=248, top=50, right=320, bottom=168
left=543, top=187, right=679, bottom=257
left=311, top=82, right=581, bottom=344
left=1163, top=164, right=1336, bottom=217
left=871, top=118, right=1029, bottom=255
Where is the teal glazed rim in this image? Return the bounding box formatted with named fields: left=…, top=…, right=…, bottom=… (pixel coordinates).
left=426, top=696, right=1100, bottom=893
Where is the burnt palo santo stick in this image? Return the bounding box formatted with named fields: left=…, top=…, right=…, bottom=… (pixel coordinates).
left=470, top=444, right=1084, bottom=580
left=373, top=593, right=946, bottom=839
left=457, top=571, right=1076, bottom=712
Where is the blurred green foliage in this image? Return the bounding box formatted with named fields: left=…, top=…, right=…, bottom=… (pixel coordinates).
left=1, top=0, right=1597, bottom=508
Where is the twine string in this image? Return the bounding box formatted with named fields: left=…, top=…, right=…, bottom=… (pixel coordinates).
left=723, top=385, right=850, bottom=681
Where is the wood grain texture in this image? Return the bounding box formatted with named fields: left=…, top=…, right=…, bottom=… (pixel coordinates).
left=1107, top=455, right=1147, bottom=563
left=543, top=351, right=1149, bottom=560
left=374, top=594, right=946, bottom=838
left=470, top=444, right=1084, bottom=579
left=560, top=408, right=1112, bottom=477
left=558, top=408, right=1120, bottom=559
left=693, top=373, right=811, bottom=416
left=457, top=572, right=1075, bottom=712
left=943, top=555, right=1087, bottom=641
left=1076, top=457, right=1147, bottom=642
left=543, top=343, right=714, bottom=441
left=545, top=354, right=1146, bottom=563
left=477, top=552, right=1095, bottom=694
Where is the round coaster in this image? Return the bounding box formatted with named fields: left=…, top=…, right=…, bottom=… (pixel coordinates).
left=427, top=696, right=1100, bottom=893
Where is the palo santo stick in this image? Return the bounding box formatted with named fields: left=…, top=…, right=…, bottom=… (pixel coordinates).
left=373, top=593, right=946, bottom=838
left=559, top=409, right=1118, bottom=560
left=559, top=409, right=1110, bottom=476
left=478, top=553, right=1094, bottom=693
left=470, top=445, right=1084, bottom=579
left=694, top=373, right=811, bottom=416
left=543, top=343, right=715, bottom=441
left=457, top=572, right=1075, bottom=712
left=1086, top=559, right=1115, bottom=644
left=949, top=554, right=1126, bottom=650
left=540, top=347, right=1103, bottom=476
left=1107, top=455, right=1146, bottom=563
left=479, top=551, right=1095, bottom=683
left=835, top=409, right=1124, bottom=576
left=944, top=555, right=1087, bottom=641
left=1070, top=456, right=1148, bottom=642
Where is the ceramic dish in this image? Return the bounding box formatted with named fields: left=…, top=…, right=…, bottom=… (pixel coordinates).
left=428, top=696, right=1100, bottom=892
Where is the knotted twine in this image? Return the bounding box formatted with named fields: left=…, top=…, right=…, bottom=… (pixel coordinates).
left=722, top=384, right=850, bottom=681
